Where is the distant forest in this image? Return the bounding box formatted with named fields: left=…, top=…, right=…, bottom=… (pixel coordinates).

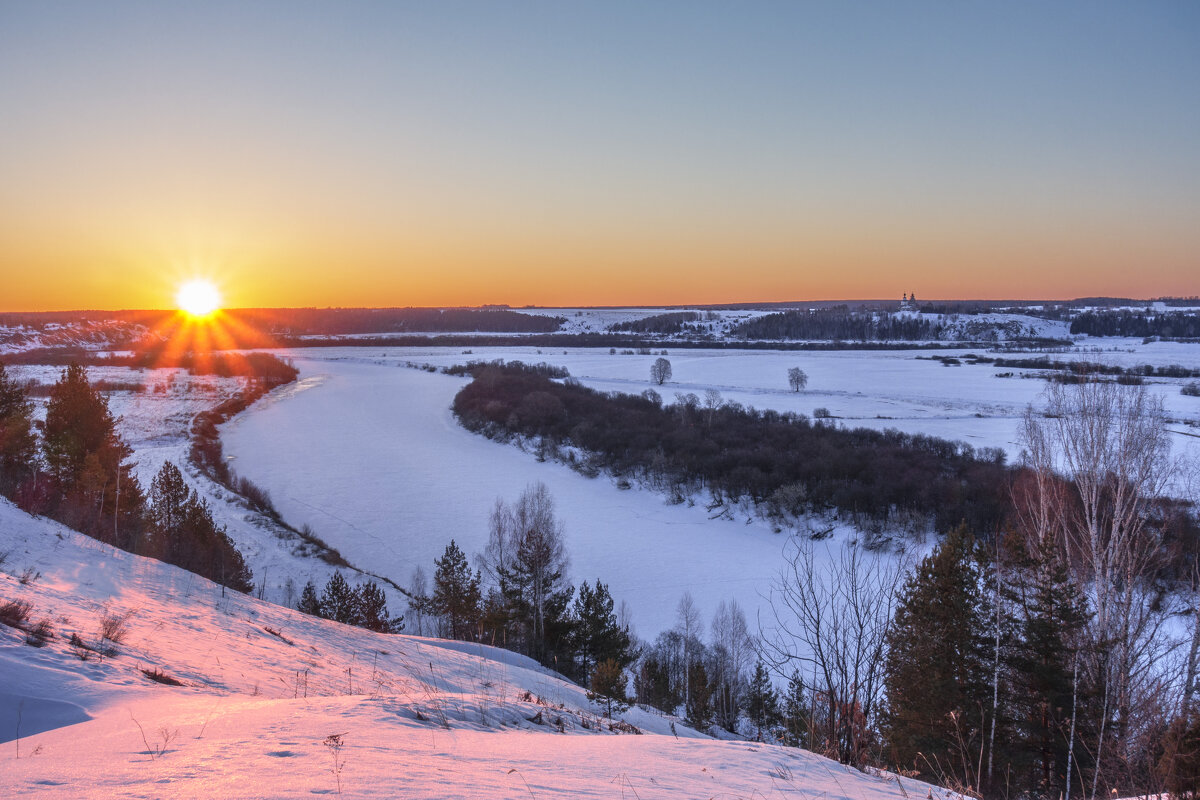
left=0, top=307, right=564, bottom=336
left=731, top=308, right=944, bottom=341
left=236, top=307, right=564, bottom=335
left=452, top=361, right=1010, bottom=536
left=1070, top=310, right=1200, bottom=338
left=608, top=311, right=714, bottom=335
left=450, top=361, right=1200, bottom=568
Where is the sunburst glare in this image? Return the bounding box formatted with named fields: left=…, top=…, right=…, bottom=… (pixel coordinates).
left=176, top=280, right=222, bottom=318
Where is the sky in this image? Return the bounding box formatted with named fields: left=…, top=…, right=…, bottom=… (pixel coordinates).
left=1, top=1, right=1197, bottom=310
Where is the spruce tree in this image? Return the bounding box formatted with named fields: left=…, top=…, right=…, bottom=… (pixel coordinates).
left=883, top=524, right=994, bottom=786
left=356, top=580, right=402, bottom=633
left=781, top=669, right=811, bottom=748
left=298, top=581, right=323, bottom=617
left=431, top=540, right=482, bottom=640
left=1007, top=535, right=1091, bottom=797
left=746, top=661, right=781, bottom=741
left=321, top=573, right=359, bottom=625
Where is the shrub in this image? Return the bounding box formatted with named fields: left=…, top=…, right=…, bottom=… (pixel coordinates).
left=99, top=607, right=134, bottom=644
left=141, top=667, right=184, bottom=686
left=25, top=618, right=53, bottom=647
left=0, top=598, right=32, bottom=629
left=1183, top=382, right=1200, bottom=397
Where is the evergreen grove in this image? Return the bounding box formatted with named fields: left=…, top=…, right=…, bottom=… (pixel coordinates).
left=0, top=361, right=253, bottom=592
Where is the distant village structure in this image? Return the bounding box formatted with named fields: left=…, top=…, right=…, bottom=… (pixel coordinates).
left=899, top=292, right=918, bottom=312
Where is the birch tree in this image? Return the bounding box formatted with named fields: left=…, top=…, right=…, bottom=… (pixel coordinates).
left=761, top=538, right=905, bottom=766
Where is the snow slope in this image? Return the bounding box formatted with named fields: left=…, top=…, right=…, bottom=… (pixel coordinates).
left=0, top=499, right=955, bottom=799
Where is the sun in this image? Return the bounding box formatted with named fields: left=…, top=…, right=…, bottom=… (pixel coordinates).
left=176, top=279, right=222, bottom=318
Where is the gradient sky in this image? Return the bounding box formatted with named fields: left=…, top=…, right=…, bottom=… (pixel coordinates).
left=1, top=1, right=1197, bottom=310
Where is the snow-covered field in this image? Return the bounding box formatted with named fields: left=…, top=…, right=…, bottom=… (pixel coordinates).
left=220, top=343, right=1200, bottom=639
left=0, top=498, right=955, bottom=799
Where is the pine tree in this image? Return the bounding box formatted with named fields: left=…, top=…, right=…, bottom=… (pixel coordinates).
left=148, top=461, right=190, bottom=553
left=298, top=581, right=323, bottom=616
left=746, top=661, right=781, bottom=741
left=145, top=461, right=252, bottom=593
left=589, top=658, right=630, bottom=718
left=431, top=540, right=481, bottom=640
left=571, top=580, right=633, bottom=681
left=321, top=573, right=359, bottom=625
left=781, top=669, right=811, bottom=748
left=883, top=524, right=994, bottom=787
left=42, top=364, right=142, bottom=541
left=0, top=362, right=37, bottom=498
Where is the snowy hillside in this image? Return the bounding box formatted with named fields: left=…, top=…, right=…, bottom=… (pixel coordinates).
left=0, top=498, right=954, bottom=799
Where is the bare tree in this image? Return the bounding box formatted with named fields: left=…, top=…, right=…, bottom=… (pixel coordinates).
left=788, top=367, right=808, bottom=392
left=710, top=598, right=753, bottom=729
left=1019, top=379, right=1180, bottom=793
left=651, top=357, right=672, bottom=386
left=407, top=565, right=429, bottom=636
left=676, top=591, right=702, bottom=709
left=702, top=388, right=724, bottom=425
left=480, top=482, right=571, bottom=657
left=761, top=537, right=906, bottom=767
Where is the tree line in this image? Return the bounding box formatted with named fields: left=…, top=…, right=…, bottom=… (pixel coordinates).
left=232, top=307, right=565, bottom=335
left=731, top=307, right=946, bottom=341
left=608, top=311, right=712, bottom=335
left=1070, top=310, right=1200, bottom=339
left=451, top=362, right=1014, bottom=537
left=0, top=360, right=256, bottom=591
left=755, top=380, right=1200, bottom=799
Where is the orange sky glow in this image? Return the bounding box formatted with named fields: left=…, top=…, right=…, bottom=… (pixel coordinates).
left=2, top=3, right=1197, bottom=311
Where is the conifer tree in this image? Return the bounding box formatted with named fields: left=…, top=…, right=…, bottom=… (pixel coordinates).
left=746, top=661, right=781, bottom=741
left=356, top=580, right=402, bottom=633
left=431, top=540, right=482, bottom=640
left=148, top=461, right=190, bottom=549
left=781, top=669, right=811, bottom=748
left=298, top=580, right=323, bottom=617
left=321, top=572, right=359, bottom=625
left=42, top=364, right=142, bottom=541
left=0, top=362, right=37, bottom=498
left=634, top=654, right=676, bottom=714
left=883, top=524, right=994, bottom=787
left=1007, top=535, right=1091, bottom=797
left=686, top=661, right=714, bottom=731
left=145, top=461, right=252, bottom=592
left=486, top=483, right=574, bottom=664
left=571, top=580, right=633, bottom=681
left=589, top=658, right=630, bottom=718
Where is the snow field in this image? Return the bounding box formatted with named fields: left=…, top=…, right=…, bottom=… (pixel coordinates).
left=0, top=499, right=956, bottom=799
left=222, top=343, right=1200, bottom=639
